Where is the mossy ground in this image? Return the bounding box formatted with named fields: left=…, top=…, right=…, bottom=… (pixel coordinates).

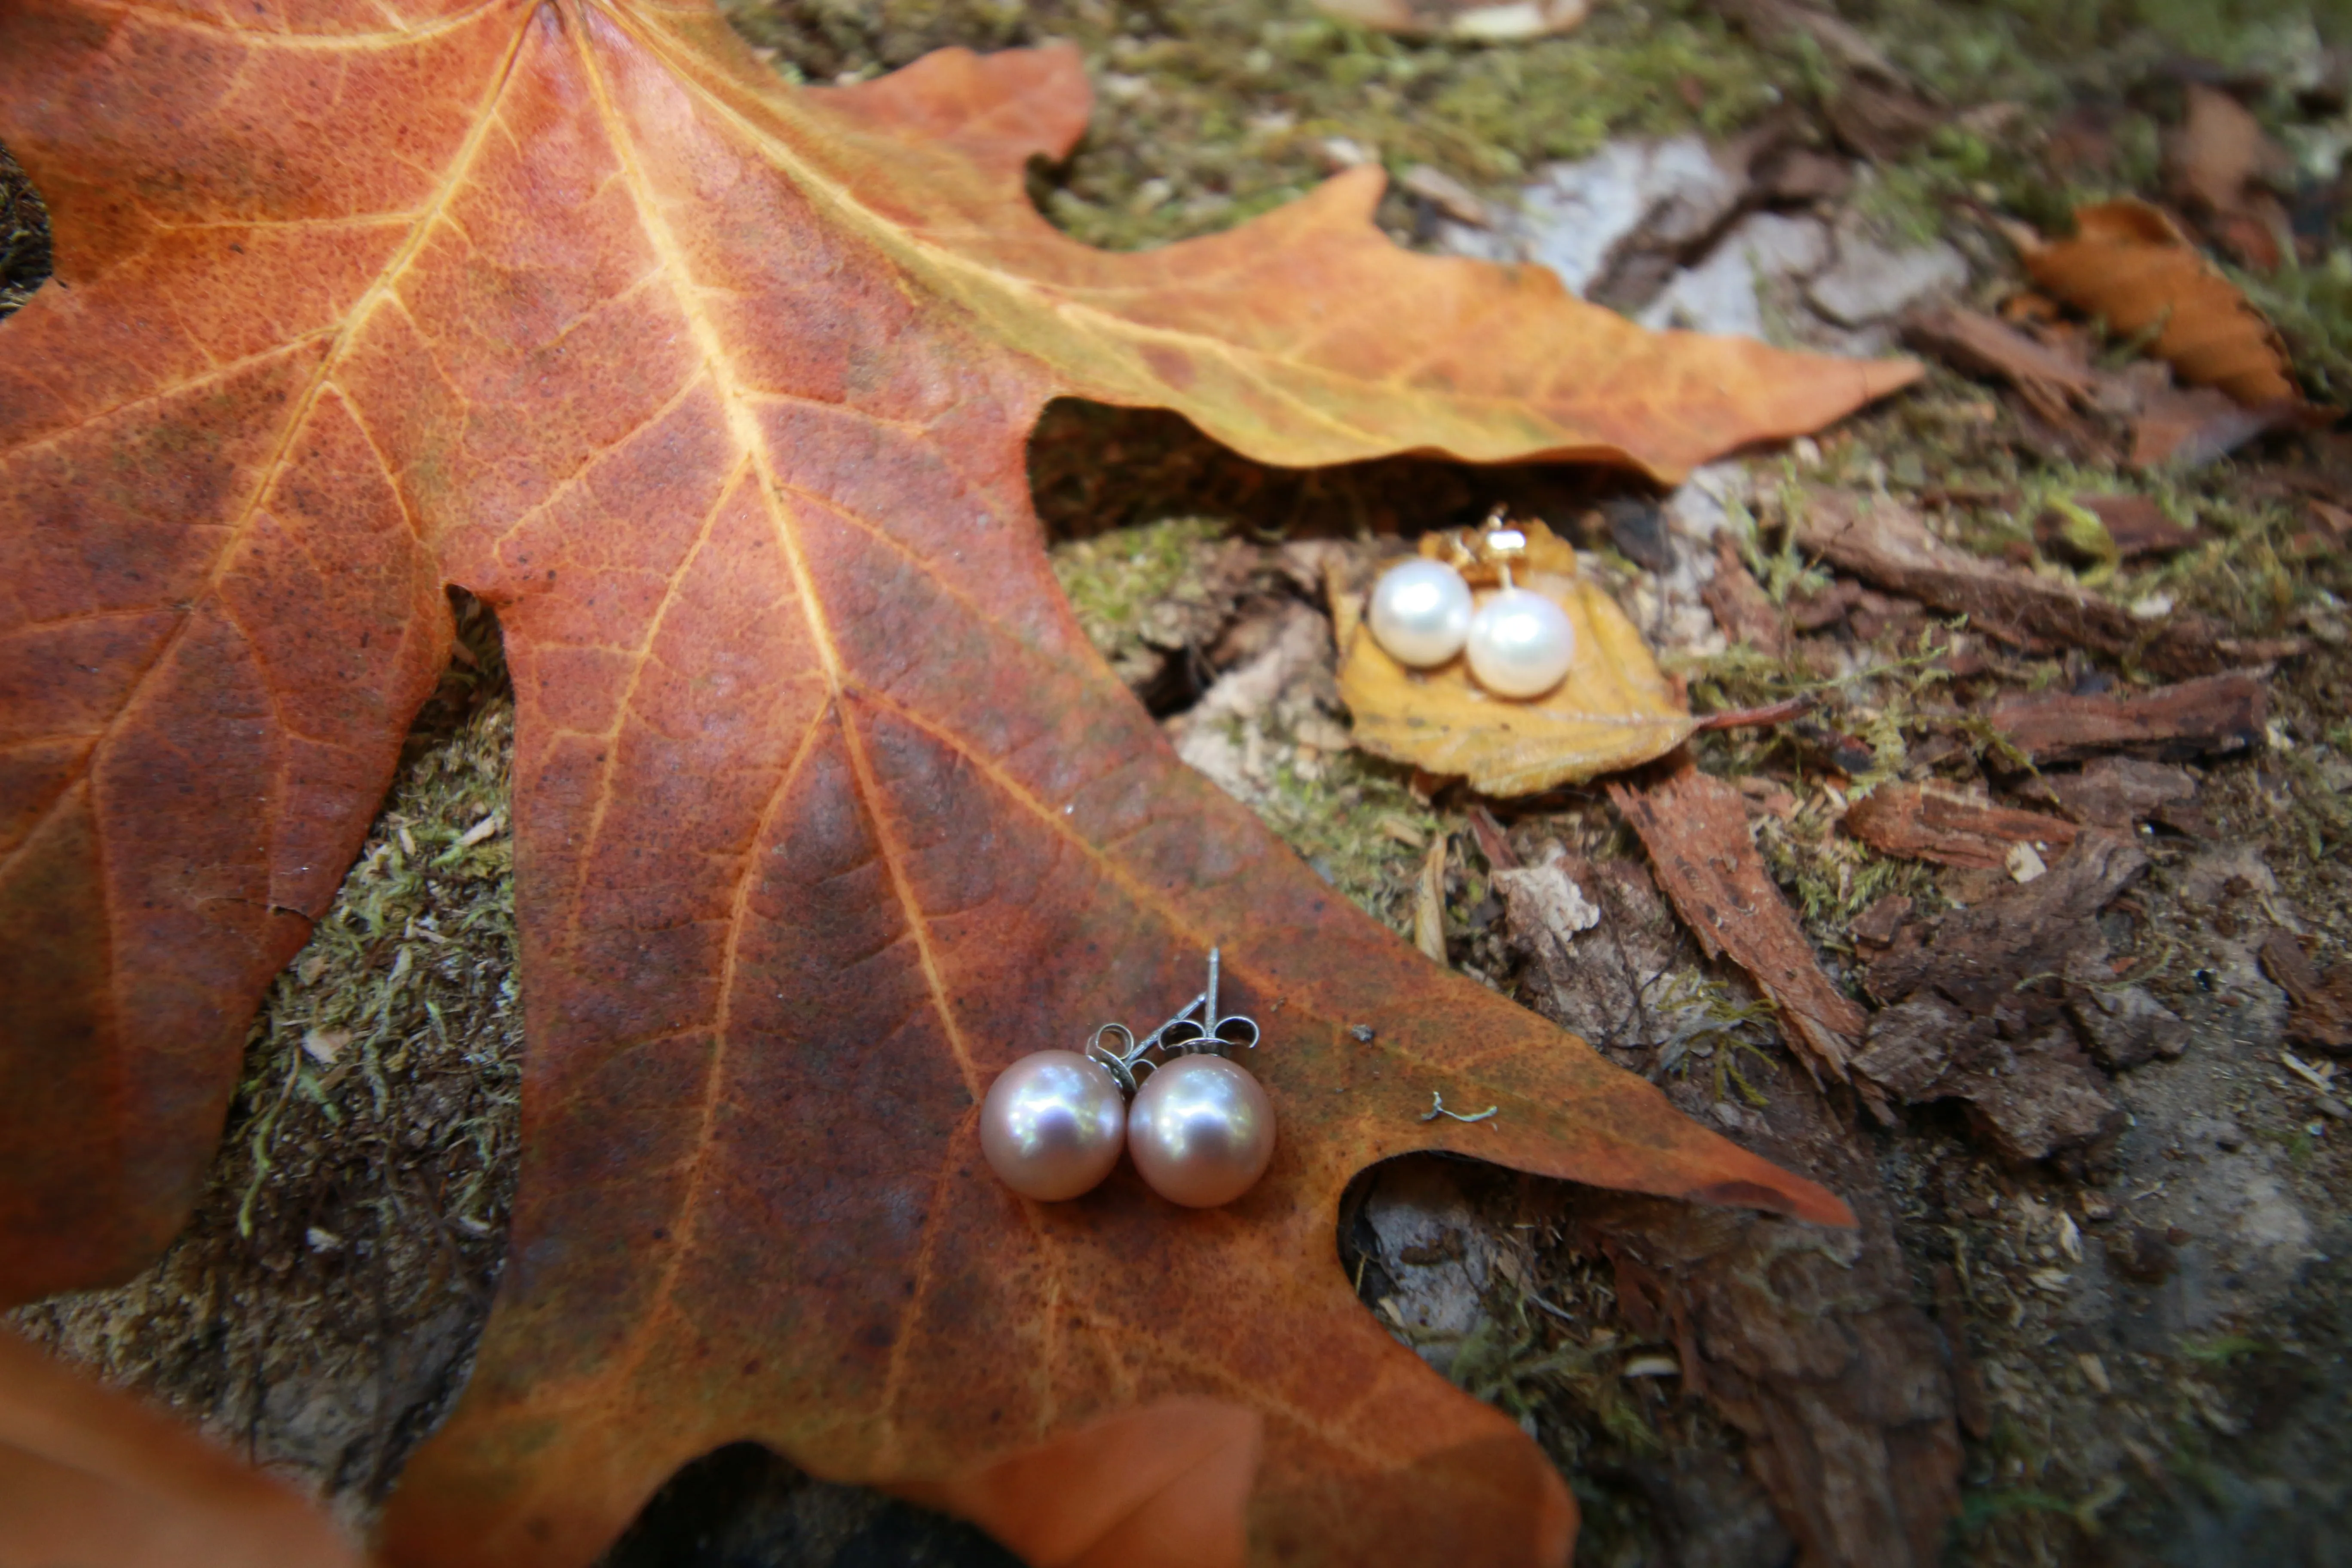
left=11, top=0, right=2352, bottom=1564
left=7, top=597, right=521, bottom=1517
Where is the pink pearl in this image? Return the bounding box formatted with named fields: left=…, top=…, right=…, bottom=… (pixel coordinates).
left=1127, top=1054, right=1275, bottom=1208
left=979, top=1050, right=1127, bottom=1202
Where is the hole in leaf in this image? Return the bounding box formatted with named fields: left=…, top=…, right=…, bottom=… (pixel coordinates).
left=597, top=1442, right=1023, bottom=1567
left=0, top=139, right=53, bottom=319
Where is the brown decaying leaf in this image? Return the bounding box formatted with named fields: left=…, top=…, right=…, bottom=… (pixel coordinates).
left=0, top=1326, right=361, bottom=1568
left=1608, top=765, right=1867, bottom=1088
left=1334, top=524, right=1699, bottom=795
left=1792, top=491, right=2300, bottom=678
left=0, top=2, right=1900, bottom=1562
left=2024, top=199, right=2301, bottom=406
left=1904, top=304, right=2300, bottom=472
left=1842, top=783, right=2079, bottom=872
left=1982, top=672, right=2267, bottom=766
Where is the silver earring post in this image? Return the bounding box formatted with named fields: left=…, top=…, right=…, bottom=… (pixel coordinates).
left=1083, top=947, right=1260, bottom=1094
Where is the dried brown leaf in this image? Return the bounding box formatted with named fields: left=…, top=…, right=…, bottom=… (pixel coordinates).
left=2163, top=85, right=2291, bottom=270
left=2025, top=199, right=2303, bottom=405
left=0, top=1328, right=361, bottom=1568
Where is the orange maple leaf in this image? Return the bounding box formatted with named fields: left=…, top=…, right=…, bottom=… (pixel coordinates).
left=0, top=3, right=1905, bottom=1562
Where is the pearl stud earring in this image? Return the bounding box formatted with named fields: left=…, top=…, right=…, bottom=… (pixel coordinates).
left=1368, top=557, right=1474, bottom=668
left=1364, top=515, right=1577, bottom=701
left=1125, top=947, right=1275, bottom=1209
left=979, top=949, right=1276, bottom=1208
left=1466, top=563, right=1575, bottom=698
left=979, top=1046, right=1128, bottom=1202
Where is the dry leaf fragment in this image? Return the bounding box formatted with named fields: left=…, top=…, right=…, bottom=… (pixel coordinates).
left=2127, top=379, right=2307, bottom=469
left=1335, top=524, right=1698, bottom=795
left=1842, top=784, right=2079, bottom=871
left=2024, top=199, right=2303, bottom=406
left=0, top=1328, right=361, bottom=1568
left=1609, top=764, right=1866, bottom=1087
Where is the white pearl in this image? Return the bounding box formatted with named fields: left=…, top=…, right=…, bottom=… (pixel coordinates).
left=1367, top=559, right=1473, bottom=668
left=979, top=1050, right=1126, bottom=1202
left=1126, top=1054, right=1275, bottom=1209
left=1466, top=587, right=1575, bottom=698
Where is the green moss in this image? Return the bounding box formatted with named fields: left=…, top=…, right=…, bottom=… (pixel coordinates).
left=1051, top=516, right=1231, bottom=649
left=233, top=600, right=522, bottom=1238
left=723, top=0, right=1798, bottom=255
left=1249, top=746, right=1437, bottom=932
left=1841, top=1, right=2346, bottom=111
left=2234, top=250, right=2352, bottom=406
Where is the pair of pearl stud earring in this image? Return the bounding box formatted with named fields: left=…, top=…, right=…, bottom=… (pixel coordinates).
left=979, top=949, right=1274, bottom=1209
left=1366, top=524, right=1577, bottom=700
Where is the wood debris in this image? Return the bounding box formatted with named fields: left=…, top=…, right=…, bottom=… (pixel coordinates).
left=2036, top=494, right=2201, bottom=564
left=1843, top=783, right=2080, bottom=871
left=1700, top=533, right=1791, bottom=655
left=1491, top=846, right=1602, bottom=951
left=2015, top=755, right=2198, bottom=829
left=1564, top=1071, right=1960, bottom=1568
left=1905, top=307, right=2098, bottom=432
left=1610, top=764, right=1867, bottom=1087
left=1853, top=834, right=2178, bottom=1158
left=2259, top=930, right=2352, bottom=1055
left=1468, top=810, right=1686, bottom=1054
left=1414, top=833, right=1450, bottom=964
left=1794, top=492, right=2300, bottom=677
left=1982, top=672, right=2266, bottom=765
